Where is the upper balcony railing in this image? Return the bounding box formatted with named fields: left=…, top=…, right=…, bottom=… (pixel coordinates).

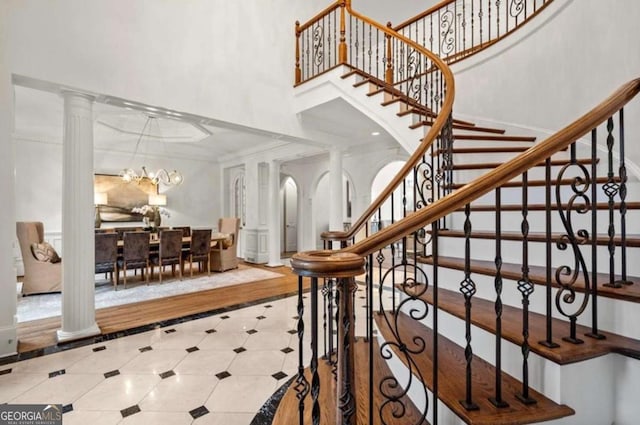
left=394, top=0, right=555, bottom=64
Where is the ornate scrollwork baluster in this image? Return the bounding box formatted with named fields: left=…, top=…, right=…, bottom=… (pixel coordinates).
left=440, top=9, right=455, bottom=56
left=603, top=117, right=622, bottom=288
left=378, top=265, right=430, bottom=425
left=310, top=277, right=320, bottom=425
left=312, top=24, right=324, bottom=70
left=554, top=149, right=591, bottom=344
left=510, top=0, right=525, bottom=18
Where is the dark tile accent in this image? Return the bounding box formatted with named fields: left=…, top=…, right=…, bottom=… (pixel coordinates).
left=120, top=404, right=141, bottom=418
left=48, top=369, right=65, bottom=378
left=287, top=330, right=297, bottom=335
left=359, top=296, right=366, bottom=299
left=186, top=346, right=200, bottom=353
left=264, top=305, right=273, bottom=308
left=104, top=370, right=120, bottom=379
left=256, top=315, right=266, bottom=320
left=189, top=405, right=210, bottom=419
left=62, top=404, right=73, bottom=414
left=246, top=329, right=258, bottom=335
left=302, top=296, right=307, bottom=299
left=280, top=347, right=294, bottom=354
left=0, top=289, right=310, bottom=368
left=164, top=328, right=177, bottom=334
left=215, top=371, right=231, bottom=380
left=92, top=346, right=106, bottom=352
left=271, top=371, right=288, bottom=380
left=292, top=316, right=299, bottom=320
left=233, top=347, right=246, bottom=354
left=205, top=328, right=217, bottom=334
left=159, top=370, right=176, bottom=379
left=220, top=315, right=230, bottom=320
left=0, top=368, right=11, bottom=376
left=139, top=346, right=153, bottom=353
left=250, top=376, right=294, bottom=425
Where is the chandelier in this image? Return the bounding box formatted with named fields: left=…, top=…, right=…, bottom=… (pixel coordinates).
left=120, top=115, right=184, bottom=186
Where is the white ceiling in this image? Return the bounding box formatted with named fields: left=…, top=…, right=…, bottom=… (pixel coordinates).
left=12, top=80, right=397, bottom=163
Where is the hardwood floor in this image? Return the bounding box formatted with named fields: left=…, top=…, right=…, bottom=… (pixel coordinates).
left=16, top=262, right=304, bottom=353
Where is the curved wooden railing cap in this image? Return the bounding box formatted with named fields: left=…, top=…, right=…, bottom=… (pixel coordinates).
left=290, top=251, right=365, bottom=278
left=299, top=78, right=640, bottom=275
left=319, top=0, right=456, bottom=244
left=339, top=78, right=640, bottom=258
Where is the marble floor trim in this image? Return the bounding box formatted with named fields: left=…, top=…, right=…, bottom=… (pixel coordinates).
left=1, top=289, right=304, bottom=367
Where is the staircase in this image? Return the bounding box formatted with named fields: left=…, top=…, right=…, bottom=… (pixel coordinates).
left=266, top=0, right=640, bottom=424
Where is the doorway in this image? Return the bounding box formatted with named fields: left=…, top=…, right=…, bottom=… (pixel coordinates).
left=281, top=176, right=298, bottom=256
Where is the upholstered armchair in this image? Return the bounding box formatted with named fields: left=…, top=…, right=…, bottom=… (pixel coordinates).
left=16, top=222, right=62, bottom=295
left=211, top=217, right=240, bottom=272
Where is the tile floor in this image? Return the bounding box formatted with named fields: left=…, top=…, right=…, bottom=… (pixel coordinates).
left=0, top=278, right=400, bottom=425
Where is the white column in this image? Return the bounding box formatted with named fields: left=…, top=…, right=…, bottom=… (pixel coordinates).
left=57, top=91, right=100, bottom=343
left=329, top=148, right=343, bottom=232
left=0, top=54, right=17, bottom=358
left=267, top=160, right=282, bottom=267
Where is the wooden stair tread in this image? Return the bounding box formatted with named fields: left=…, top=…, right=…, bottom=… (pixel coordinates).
left=431, top=146, right=533, bottom=156
left=453, top=134, right=536, bottom=142
left=457, top=201, right=640, bottom=212
left=419, top=255, right=640, bottom=303
left=413, top=286, right=640, bottom=364
left=409, top=120, right=506, bottom=134
left=451, top=158, right=597, bottom=170
left=446, top=176, right=617, bottom=190
left=375, top=312, right=575, bottom=425
left=272, top=339, right=427, bottom=425
left=433, top=229, right=640, bottom=247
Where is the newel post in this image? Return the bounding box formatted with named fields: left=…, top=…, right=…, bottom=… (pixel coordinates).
left=291, top=251, right=365, bottom=425
left=295, top=21, right=302, bottom=84
left=338, top=1, right=348, bottom=64
left=385, top=22, right=394, bottom=84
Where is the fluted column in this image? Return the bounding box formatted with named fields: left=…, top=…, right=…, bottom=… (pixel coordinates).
left=0, top=62, right=17, bottom=357
left=267, top=160, right=282, bottom=267
left=57, top=91, right=100, bottom=343
left=329, top=148, right=344, bottom=234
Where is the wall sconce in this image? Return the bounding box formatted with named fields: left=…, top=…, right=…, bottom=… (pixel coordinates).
left=94, top=192, right=108, bottom=228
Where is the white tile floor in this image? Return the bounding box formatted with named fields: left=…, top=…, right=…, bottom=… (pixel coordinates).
left=0, top=278, right=402, bottom=425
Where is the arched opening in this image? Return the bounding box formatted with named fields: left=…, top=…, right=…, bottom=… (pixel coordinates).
left=370, top=160, right=413, bottom=231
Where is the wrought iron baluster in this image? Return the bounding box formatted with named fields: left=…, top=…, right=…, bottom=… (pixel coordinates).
left=603, top=117, right=621, bottom=288
left=496, top=0, right=501, bottom=37
left=540, top=159, right=559, bottom=348
left=616, top=108, right=631, bottom=286
left=432, top=220, right=440, bottom=424
left=295, top=276, right=309, bottom=424
left=336, top=276, right=357, bottom=424
left=516, top=172, right=536, bottom=405
left=459, top=203, right=478, bottom=411
left=490, top=188, right=509, bottom=408
left=310, top=277, right=320, bottom=425
left=586, top=128, right=605, bottom=339
left=367, top=253, right=374, bottom=425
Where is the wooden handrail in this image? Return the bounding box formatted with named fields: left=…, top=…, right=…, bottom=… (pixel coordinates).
left=321, top=2, right=456, bottom=243
left=341, top=78, right=640, bottom=258
left=297, top=0, right=343, bottom=33
left=393, top=0, right=459, bottom=30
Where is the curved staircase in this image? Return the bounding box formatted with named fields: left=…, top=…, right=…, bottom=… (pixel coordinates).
left=263, top=0, right=640, bottom=424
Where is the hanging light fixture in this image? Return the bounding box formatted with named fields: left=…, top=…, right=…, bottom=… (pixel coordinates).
left=120, top=115, right=184, bottom=186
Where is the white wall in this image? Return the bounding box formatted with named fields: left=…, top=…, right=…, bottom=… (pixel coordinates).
left=451, top=0, right=640, bottom=173
left=3, top=0, right=326, bottom=142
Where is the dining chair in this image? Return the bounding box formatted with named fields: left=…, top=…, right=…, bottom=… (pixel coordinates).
left=186, top=229, right=212, bottom=277
left=151, top=229, right=183, bottom=283
left=95, top=232, right=118, bottom=289
left=117, top=231, right=150, bottom=289
left=211, top=217, right=240, bottom=272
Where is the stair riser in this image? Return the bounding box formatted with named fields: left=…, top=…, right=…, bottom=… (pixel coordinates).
left=436, top=236, right=640, bottom=284
left=414, top=264, right=640, bottom=340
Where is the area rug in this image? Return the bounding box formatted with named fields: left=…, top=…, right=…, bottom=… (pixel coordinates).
left=17, top=265, right=284, bottom=323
